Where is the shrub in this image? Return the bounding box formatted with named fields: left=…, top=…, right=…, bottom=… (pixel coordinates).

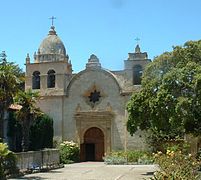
left=7, top=111, right=22, bottom=152
left=104, top=155, right=127, bottom=165
left=104, top=150, right=153, bottom=165
left=152, top=149, right=201, bottom=179
left=0, top=143, right=19, bottom=179
left=137, top=154, right=154, bottom=165
left=196, top=148, right=201, bottom=171
left=161, top=139, right=190, bottom=154
left=59, top=141, right=80, bottom=164
left=7, top=112, right=53, bottom=152
left=29, top=114, right=53, bottom=150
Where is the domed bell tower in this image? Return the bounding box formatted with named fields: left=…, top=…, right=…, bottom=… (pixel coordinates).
left=25, top=25, right=72, bottom=96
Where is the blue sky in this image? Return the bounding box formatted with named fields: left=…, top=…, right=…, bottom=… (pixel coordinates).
left=0, top=0, right=201, bottom=72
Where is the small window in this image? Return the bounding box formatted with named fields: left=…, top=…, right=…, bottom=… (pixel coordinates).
left=47, top=69, right=55, bottom=88
left=32, top=71, right=40, bottom=89
left=133, top=65, right=142, bottom=85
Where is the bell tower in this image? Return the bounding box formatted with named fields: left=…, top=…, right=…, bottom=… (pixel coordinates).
left=25, top=25, right=72, bottom=96
left=124, top=42, right=151, bottom=85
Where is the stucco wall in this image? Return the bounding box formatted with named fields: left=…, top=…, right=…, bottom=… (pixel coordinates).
left=37, top=96, right=63, bottom=141
left=63, top=68, right=147, bottom=150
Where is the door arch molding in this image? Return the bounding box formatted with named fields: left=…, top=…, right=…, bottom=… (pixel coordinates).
left=81, top=127, right=104, bottom=161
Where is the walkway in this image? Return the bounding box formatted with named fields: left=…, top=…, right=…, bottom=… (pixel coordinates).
left=10, top=162, right=157, bottom=180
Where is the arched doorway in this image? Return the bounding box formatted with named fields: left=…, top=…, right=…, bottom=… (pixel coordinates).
left=80, top=127, right=104, bottom=161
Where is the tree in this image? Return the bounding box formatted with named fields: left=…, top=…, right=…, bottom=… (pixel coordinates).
left=0, top=51, right=23, bottom=138
left=7, top=111, right=22, bottom=152
left=15, top=89, right=40, bottom=151
left=127, top=40, right=201, bottom=143
left=29, top=114, right=53, bottom=150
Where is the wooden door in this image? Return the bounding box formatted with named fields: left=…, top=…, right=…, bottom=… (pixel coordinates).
left=81, top=127, right=104, bottom=161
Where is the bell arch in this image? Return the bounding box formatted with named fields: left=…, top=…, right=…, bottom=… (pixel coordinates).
left=47, top=69, right=56, bottom=88
left=32, top=71, right=40, bottom=89
left=133, top=64, right=143, bottom=85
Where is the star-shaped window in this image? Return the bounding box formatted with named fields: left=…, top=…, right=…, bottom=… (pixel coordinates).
left=88, top=90, right=101, bottom=103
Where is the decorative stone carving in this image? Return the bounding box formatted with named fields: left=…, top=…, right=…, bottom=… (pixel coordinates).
left=75, top=110, right=114, bottom=157
left=83, top=83, right=105, bottom=108
left=76, top=103, right=81, bottom=112
left=86, top=54, right=101, bottom=69
left=106, top=102, right=112, bottom=112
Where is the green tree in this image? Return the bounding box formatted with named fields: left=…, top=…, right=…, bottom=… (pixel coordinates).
left=15, top=89, right=40, bottom=151
left=0, top=51, right=23, bottom=138
left=127, top=40, right=201, bottom=144
left=29, top=114, right=53, bottom=150
left=7, top=111, right=22, bottom=152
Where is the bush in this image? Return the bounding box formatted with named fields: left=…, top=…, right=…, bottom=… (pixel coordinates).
left=7, top=112, right=53, bottom=152
left=59, top=141, right=80, bottom=164
left=104, top=150, right=153, bottom=165
left=196, top=149, right=201, bottom=171
left=29, top=114, right=53, bottom=150
left=104, top=155, right=127, bottom=165
left=152, top=148, right=201, bottom=179
left=7, top=111, right=22, bottom=152
left=0, top=143, right=19, bottom=179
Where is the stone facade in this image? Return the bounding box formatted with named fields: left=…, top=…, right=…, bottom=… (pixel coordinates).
left=25, top=26, right=151, bottom=160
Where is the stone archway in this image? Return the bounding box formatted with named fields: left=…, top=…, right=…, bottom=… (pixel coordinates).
left=75, top=110, right=113, bottom=161
left=80, top=127, right=104, bottom=161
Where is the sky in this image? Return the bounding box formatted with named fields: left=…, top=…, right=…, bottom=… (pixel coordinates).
left=0, top=0, right=201, bottom=72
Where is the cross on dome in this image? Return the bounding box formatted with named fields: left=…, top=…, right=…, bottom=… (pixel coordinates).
left=49, top=16, right=56, bottom=26
left=135, top=37, right=140, bottom=45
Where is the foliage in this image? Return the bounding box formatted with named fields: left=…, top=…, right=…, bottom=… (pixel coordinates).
left=104, top=150, right=153, bottom=165
left=15, top=89, right=40, bottom=151
left=0, top=51, right=23, bottom=137
left=0, top=143, right=19, bottom=179
left=162, top=140, right=190, bottom=154
left=152, top=148, right=201, bottom=179
left=104, top=155, right=127, bottom=165
left=59, top=141, right=80, bottom=164
left=6, top=111, right=53, bottom=152
left=145, top=129, right=188, bottom=152
left=127, top=40, right=201, bottom=142
left=127, top=150, right=153, bottom=164
left=7, top=111, right=22, bottom=152
left=29, top=114, right=53, bottom=150
left=197, top=149, right=201, bottom=171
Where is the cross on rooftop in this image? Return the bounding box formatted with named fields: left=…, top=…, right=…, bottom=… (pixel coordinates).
left=135, top=37, right=140, bottom=45
left=49, top=16, right=56, bottom=26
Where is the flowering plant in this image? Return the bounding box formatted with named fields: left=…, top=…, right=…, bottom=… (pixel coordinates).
left=152, top=149, right=201, bottom=180
left=59, top=141, right=80, bottom=164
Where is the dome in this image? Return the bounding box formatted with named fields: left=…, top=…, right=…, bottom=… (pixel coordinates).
left=35, top=26, right=68, bottom=63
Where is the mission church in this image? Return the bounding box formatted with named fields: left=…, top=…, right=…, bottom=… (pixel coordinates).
left=25, top=24, right=151, bottom=161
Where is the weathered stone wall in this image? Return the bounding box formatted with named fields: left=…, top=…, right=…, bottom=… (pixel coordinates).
left=25, top=61, right=71, bottom=96
left=24, top=27, right=152, bottom=156
left=37, top=97, right=63, bottom=141
left=63, top=68, right=147, bottom=152
left=33, top=67, right=148, bottom=152
left=15, top=149, right=59, bottom=170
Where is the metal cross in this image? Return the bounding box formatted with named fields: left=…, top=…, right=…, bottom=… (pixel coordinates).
left=135, top=37, right=140, bottom=44
left=49, top=16, right=56, bottom=26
